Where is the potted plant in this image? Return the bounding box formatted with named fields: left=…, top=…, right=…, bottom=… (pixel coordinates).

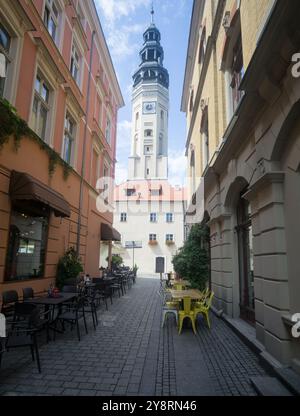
left=56, top=247, right=83, bottom=289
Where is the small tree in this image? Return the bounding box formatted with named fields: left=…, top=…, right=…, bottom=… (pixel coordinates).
left=56, top=247, right=83, bottom=289
left=111, top=254, right=123, bottom=269
left=172, top=223, right=210, bottom=289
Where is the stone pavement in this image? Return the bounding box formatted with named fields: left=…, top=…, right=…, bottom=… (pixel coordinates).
left=0, top=277, right=268, bottom=396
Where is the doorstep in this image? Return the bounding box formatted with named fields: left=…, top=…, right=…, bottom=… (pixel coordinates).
left=211, top=306, right=300, bottom=396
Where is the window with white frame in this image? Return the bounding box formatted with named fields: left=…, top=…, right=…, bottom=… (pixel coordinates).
left=0, top=22, right=11, bottom=98
left=105, top=116, right=111, bottom=145
left=166, top=213, right=173, bottom=223
left=120, top=213, right=127, bottom=222
left=43, top=0, right=60, bottom=44
left=150, top=213, right=157, bottom=223
left=70, top=42, right=80, bottom=85
left=63, top=113, right=76, bottom=165
left=166, top=234, right=174, bottom=242
left=149, top=234, right=157, bottom=241
left=31, top=74, right=50, bottom=141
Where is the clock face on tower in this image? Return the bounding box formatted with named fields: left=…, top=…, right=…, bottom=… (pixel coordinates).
left=143, top=101, right=156, bottom=114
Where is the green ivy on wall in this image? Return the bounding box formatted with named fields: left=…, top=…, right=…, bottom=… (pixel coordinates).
left=0, top=98, right=72, bottom=180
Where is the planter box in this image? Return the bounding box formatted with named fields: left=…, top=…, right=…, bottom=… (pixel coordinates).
left=148, top=240, right=158, bottom=245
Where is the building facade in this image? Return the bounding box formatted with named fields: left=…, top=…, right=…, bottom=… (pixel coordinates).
left=0, top=0, right=124, bottom=297
left=182, top=0, right=300, bottom=372
left=114, top=12, right=186, bottom=275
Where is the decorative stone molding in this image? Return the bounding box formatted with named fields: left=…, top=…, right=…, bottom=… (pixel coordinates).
left=243, top=172, right=285, bottom=202
left=222, top=11, right=231, bottom=32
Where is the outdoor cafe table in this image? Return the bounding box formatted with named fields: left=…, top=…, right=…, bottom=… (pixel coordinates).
left=169, top=289, right=203, bottom=300
left=24, top=292, right=78, bottom=338
left=170, top=279, right=191, bottom=287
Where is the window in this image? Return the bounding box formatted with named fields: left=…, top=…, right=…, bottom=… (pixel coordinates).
left=63, top=113, right=76, bottom=165
left=0, top=22, right=11, bottom=98
left=166, top=213, right=173, bottom=223
left=44, top=0, right=59, bottom=43
left=105, top=117, right=111, bottom=145
left=158, top=133, right=163, bottom=156
left=198, top=28, right=206, bottom=64
left=135, top=112, right=139, bottom=131
left=144, top=129, right=153, bottom=137
left=201, top=106, right=209, bottom=169
left=4, top=207, right=49, bottom=281
left=149, top=234, right=157, bottom=241
left=70, top=42, right=80, bottom=85
left=31, top=74, right=50, bottom=141
left=166, top=234, right=174, bottom=242
left=91, top=148, right=99, bottom=189
left=236, top=193, right=254, bottom=323
left=144, top=145, right=152, bottom=155
left=190, top=150, right=196, bottom=194
left=189, top=89, right=194, bottom=112
left=126, top=188, right=136, bottom=197
left=161, top=110, right=164, bottom=129
left=120, top=213, right=127, bottom=222
left=150, top=213, right=157, bottom=223
left=230, top=34, right=244, bottom=113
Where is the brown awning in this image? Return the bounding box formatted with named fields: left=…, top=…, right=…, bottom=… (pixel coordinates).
left=101, top=223, right=121, bottom=241
left=9, top=170, right=71, bottom=218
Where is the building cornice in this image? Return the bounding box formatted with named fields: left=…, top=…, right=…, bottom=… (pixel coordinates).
left=183, top=0, right=226, bottom=153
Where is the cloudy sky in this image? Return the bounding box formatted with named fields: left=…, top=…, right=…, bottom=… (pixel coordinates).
left=95, top=0, right=193, bottom=186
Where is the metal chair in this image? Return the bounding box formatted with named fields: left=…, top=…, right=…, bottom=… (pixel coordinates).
left=1, top=290, right=19, bottom=318
left=157, top=290, right=178, bottom=328
left=55, top=295, right=88, bottom=341
left=22, top=287, right=34, bottom=300
left=6, top=303, right=45, bottom=372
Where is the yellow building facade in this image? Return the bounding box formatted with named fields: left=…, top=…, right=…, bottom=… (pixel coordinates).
left=182, top=0, right=300, bottom=374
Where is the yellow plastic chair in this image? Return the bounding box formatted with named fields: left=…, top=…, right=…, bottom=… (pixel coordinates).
left=194, top=291, right=214, bottom=329
left=178, top=297, right=197, bottom=335
left=173, top=284, right=184, bottom=290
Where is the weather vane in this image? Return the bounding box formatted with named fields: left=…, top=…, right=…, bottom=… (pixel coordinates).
left=151, top=1, right=154, bottom=24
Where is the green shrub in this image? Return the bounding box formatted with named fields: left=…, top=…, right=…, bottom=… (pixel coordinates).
left=172, top=223, right=210, bottom=290
left=56, top=247, right=83, bottom=289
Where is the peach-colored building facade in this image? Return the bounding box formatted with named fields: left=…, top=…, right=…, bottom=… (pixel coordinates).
left=0, top=0, right=124, bottom=298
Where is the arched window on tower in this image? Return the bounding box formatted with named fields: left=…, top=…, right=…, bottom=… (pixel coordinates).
left=135, top=112, right=139, bottom=131
left=159, top=133, right=163, bottom=156
left=161, top=110, right=164, bottom=130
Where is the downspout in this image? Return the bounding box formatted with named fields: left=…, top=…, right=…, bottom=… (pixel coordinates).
left=76, top=30, right=96, bottom=255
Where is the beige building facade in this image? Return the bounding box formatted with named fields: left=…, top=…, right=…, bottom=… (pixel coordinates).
left=182, top=0, right=300, bottom=373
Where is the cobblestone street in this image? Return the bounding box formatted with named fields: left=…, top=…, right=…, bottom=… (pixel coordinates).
left=0, top=277, right=268, bottom=396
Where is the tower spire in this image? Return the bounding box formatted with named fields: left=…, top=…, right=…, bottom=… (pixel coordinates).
left=151, top=2, right=154, bottom=24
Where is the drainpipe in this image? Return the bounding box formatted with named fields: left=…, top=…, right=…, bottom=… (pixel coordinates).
left=76, top=30, right=96, bottom=256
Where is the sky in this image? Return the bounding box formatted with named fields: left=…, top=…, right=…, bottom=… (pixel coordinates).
left=95, top=0, right=193, bottom=186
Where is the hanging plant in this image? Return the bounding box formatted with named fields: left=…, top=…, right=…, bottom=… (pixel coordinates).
left=0, top=98, right=72, bottom=180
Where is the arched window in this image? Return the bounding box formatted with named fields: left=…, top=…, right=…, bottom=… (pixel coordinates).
left=236, top=192, right=254, bottom=323
left=159, top=133, right=163, bottom=155
left=135, top=112, right=139, bottom=131
left=161, top=110, right=164, bottom=129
